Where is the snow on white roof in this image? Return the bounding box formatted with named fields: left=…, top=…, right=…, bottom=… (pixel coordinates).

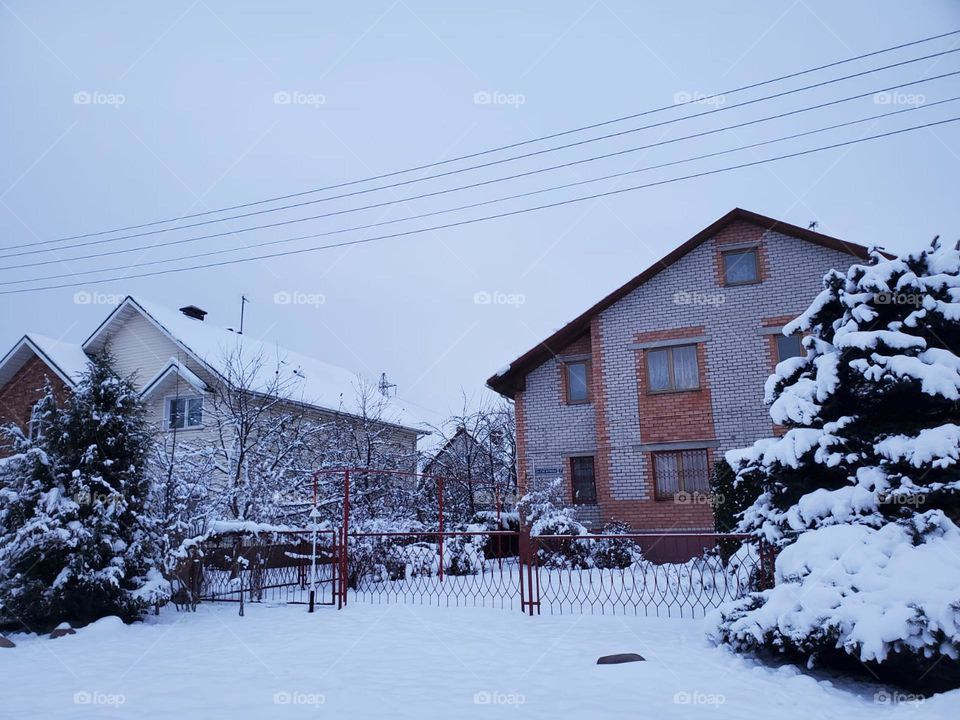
left=23, top=334, right=90, bottom=385
left=96, top=297, right=424, bottom=432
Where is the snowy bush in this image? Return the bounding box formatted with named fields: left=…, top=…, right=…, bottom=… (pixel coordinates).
left=708, top=512, right=960, bottom=689
left=711, top=239, right=960, bottom=689
left=443, top=533, right=485, bottom=576
left=590, top=522, right=642, bottom=569
left=518, top=478, right=593, bottom=569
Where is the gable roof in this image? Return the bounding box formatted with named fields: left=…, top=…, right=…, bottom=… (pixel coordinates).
left=486, top=208, right=874, bottom=397
left=83, top=296, right=425, bottom=434
left=0, top=333, right=90, bottom=390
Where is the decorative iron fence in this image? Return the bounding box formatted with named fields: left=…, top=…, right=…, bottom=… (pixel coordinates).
left=176, top=530, right=340, bottom=611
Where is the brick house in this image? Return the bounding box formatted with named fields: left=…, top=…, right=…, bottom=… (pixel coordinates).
left=0, top=297, right=423, bottom=461
left=0, top=334, right=89, bottom=449
left=487, top=208, right=872, bottom=533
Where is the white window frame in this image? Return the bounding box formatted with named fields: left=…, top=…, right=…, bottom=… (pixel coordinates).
left=27, top=402, right=44, bottom=441
left=165, top=394, right=204, bottom=431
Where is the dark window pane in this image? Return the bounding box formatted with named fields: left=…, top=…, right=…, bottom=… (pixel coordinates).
left=653, top=453, right=680, bottom=496
left=647, top=349, right=670, bottom=391
left=168, top=398, right=186, bottom=429
left=566, top=362, right=589, bottom=403
left=723, top=249, right=759, bottom=284
left=672, top=345, right=699, bottom=389
left=681, top=450, right=710, bottom=492
left=570, top=456, right=597, bottom=504
left=187, top=397, right=203, bottom=426
left=776, top=334, right=804, bottom=363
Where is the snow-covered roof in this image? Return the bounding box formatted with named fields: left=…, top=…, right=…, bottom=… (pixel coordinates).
left=83, top=296, right=425, bottom=434
left=0, top=333, right=90, bottom=389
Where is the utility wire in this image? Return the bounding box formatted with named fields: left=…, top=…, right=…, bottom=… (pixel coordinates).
left=6, top=83, right=957, bottom=277
left=4, top=116, right=956, bottom=296
left=5, top=59, right=959, bottom=265
left=4, top=30, right=959, bottom=251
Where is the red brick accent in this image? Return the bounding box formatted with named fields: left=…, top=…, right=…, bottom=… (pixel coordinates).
left=634, top=327, right=715, bottom=445
left=514, top=389, right=529, bottom=495
left=0, top=355, right=72, bottom=453
left=591, top=317, right=613, bottom=512
left=713, top=220, right=769, bottom=287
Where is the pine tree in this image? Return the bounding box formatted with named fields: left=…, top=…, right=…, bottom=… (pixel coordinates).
left=712, top=239, right=960, bottom=690
left=0, top=352, right=162, bottom=630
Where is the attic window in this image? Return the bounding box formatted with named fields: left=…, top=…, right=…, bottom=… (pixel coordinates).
left=167, top=396, right=203, bottom=430
left=722, top=249, right=760, bottom=285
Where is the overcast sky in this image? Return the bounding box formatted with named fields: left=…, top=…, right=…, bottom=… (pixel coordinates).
left=2, top=0, right=959, bottom=429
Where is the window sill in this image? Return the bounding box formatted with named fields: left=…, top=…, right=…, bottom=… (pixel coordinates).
left=722, top=279, right=761, bottom=288
left=166, top=425, right=205, bottom=433
left=564, top=399, right=592, bottom=406
left=647, top=387, right=700, bottom=395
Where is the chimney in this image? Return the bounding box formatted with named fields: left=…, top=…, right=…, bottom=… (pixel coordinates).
left=179, top=305, right=207, bottom=321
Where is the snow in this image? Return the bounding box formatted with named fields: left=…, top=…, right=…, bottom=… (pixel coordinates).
left=112, top=297, right=425, bottom=431
left=24, top=333, right=91, bottom=385
left=2, top=602, right=956, bottom=719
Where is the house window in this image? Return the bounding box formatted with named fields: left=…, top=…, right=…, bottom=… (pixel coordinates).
left=570, top=456, right=597, bottom=504
left=775, top=333, right=804, bottom=362
left=167, top=396, right=203, bottom=430
left=27, top=402, right=44, bottom=441
left=653, top=449, right=710, bottom=498
left=565, top=360, right=590, bottom=404
left=722, top=248, right=759, bottom=285
left=646, top=345, right=699, bottom=392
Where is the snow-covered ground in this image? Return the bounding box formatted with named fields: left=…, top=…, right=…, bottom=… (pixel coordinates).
left=1, top=602, right=954, bottom=719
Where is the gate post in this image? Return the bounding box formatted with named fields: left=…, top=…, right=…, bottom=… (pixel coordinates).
left=518, top=528, right=539, bottom=616
left=758, top=539, right=778, bottom=590
left=340, top=468, right=350, bottom=607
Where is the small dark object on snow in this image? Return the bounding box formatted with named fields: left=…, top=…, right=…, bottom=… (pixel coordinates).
left=0, top=635, right=14, bottom=648
left=49, top=623, right=76, bottom=639
left=597, top=653, right=645, bottom=664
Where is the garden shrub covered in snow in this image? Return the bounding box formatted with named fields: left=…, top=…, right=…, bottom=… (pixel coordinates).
left=518, top=478, right=592, bottom=569
left=710, top=239, right=960, bottom=689
left=590, top=522, right=642, bottom=569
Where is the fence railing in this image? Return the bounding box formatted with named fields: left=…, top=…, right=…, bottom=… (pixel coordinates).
left=175, top=530, right=340, bottom=612
left=180, top=529, right=773, bottom=618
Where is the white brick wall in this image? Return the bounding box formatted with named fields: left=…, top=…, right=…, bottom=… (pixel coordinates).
left=519, top=226, right=856, bottom=513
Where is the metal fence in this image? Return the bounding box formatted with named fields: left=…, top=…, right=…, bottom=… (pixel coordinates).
left=176, top=530, right=340, bottom=612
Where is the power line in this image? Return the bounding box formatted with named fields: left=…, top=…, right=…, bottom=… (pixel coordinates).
left=4, top=116, right=956, bottom=296
left=6, top=53, right=960, bottom=264
left=7, top=87, right=958, bottom=279
left=5, top=29, right=959, bottom=252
